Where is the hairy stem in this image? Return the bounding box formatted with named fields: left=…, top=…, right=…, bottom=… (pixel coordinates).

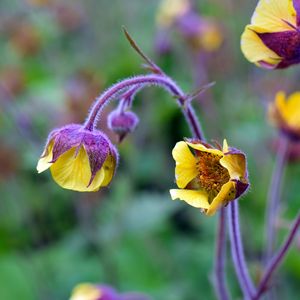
left=228, top=201, right=256, bottom=299
left=214, top=208, right=231, bottom=300
left=84, top=74, right=204, bottom=140
left=265, top=137, right=289, bottom=260
left=254, top=211, right=300, bottom=300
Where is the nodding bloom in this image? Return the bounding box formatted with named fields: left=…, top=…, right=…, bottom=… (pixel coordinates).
left=37, top=124, right=118, bottom=192
left=170, top=140, right=249, bottom=216
left=269, top=91, right=300, bottom=140
left=70, top=283, right=118, bottom=300
left=241, top=0, right=300, bottom=69
left=69, top=283, right=150, bottom=300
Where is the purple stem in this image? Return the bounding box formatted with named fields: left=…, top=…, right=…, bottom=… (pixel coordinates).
left=84, top=72, right=229, bottom=299
left=84, top=74, right=204, bottom=140
left=214, top=208, right=230, bottom=300
left=119, top=85, right=143, bottom=111
left=253, top=211, right=300, bottom=300
left=265, top=137, right=289, bottom=260
left=228, top=201, right=256, bottom=299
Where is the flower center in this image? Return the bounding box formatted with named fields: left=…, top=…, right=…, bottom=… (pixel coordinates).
left=196, top=151, right=230, bottom=200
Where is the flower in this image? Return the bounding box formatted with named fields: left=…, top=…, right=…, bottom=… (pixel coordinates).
left=170, top=139, right=249, bottom=216
left=156, top=0, right=191, bottom=28
left=155, top=0, right=223, bottom=53
left=37, top=124, right=118, bottom=192
left=69, top=283, right=151, bottom=300
left=241, top=0, right=300, bottom=69
left=269, top=91, right=300, bottom=140
left=70, top=283, right=119, bottom=300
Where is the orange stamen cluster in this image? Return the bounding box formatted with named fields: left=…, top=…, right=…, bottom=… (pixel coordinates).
left=196, top=151, right=230, bottom=200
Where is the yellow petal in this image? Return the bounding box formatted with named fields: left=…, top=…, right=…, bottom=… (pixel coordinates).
left=222, top=139, right=229, bottom=153
left=172, top=141, right=198, bottom=188
left=289, top=0, right=297, bottom=17
left=170, top=189, right=210, bottom=209
left=251, top=0, right=296, bottom=32
left=50, top=146, right=105, bottom=192
left=206, top=181, right=236, bottom=216
left=36, top=140, right=54, bottom=173
left=70, top=283, right=102, bottom=300
left=199, top=23, right=223, bottom=51
left=240, top=26, right=281, bottom=65
left=275, top=91, right=287, bottom=112
left=285, top=92, right=300, bottom=128
left=220, top=153, right=247, bottom=181
left=186, top=142, right=224, bottom=156
left=100, top=153, right=116, bottom=187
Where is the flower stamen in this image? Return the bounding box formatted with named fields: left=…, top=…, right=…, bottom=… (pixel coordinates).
left=196, top=151, right=230, bottom=200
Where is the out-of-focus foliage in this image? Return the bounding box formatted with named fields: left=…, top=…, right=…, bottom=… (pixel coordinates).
left=0, top=0, right=300, bottom=299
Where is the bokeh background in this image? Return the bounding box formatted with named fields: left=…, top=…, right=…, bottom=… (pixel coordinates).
left=1, top=0, right=300, bottom=299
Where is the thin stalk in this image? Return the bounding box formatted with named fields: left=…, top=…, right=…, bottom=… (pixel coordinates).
left=254, top=211, right=300, bottom=300
left=83, top=74, right=204, bottom=140
left=228, top=201, right=256, bottom=299
left=265, top=137, right=289, bottom=260
left=214, top=208, right=230, bottom=300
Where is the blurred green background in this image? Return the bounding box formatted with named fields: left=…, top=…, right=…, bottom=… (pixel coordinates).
left=0, top=0, right=300, bottom=299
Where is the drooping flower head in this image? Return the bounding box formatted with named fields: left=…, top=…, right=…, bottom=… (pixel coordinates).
left=170, top=139, right=249, bottom=216
left=70, top=283, right=119, bottom=300
left=241, top=0, right=300, bottom=69
left=269, top=91, right=300, bottom=140
left=37, top=124, right=118, bottom=192
left=69, top=283, right=151, bottom=300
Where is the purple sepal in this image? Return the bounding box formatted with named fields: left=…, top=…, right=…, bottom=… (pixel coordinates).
left=50, top=124, right=83, bottom=162
left=280, top=127, right=300, bottom=142
left=258, top=30, right=300, bottom=69
left=83, top=131, right=110, bottom=186
left=233, top=180, right=249, bottom=199
left=293, top=0, right=300, bottom=26
left=119, top=293, right=152, bottom=300
left=96, top=285, right=119, bottom=300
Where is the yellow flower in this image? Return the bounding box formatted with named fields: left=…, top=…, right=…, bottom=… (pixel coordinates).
left=70, top=284, right=102, bottom=300
left=269, top=91, right=300, bottom=139
left=241, top=0, right=300, bottom=69
left=156, top=0, right=190, bottom=27
left=191, top=19, right=223, bottom=52
left=37, top=124, right=117, bottom=192
left=170, top=140, right=249, bottom=216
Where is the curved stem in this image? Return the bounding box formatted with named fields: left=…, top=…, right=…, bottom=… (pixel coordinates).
left=265, top=137, right=289, bottom=260
left=119, top=85, right=143, bottom=111
left=228, top=201, right=256, bottom=299
left=84, top=74, right=204, bottom=140
left=214, top=208, right=231, bottom=300
left=254, top=211, right=300, bottom=300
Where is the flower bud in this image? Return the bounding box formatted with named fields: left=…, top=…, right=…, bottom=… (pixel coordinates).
left=37, top=124, right=118, bottom=192
left=107, top=110, right=139, bottom=142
